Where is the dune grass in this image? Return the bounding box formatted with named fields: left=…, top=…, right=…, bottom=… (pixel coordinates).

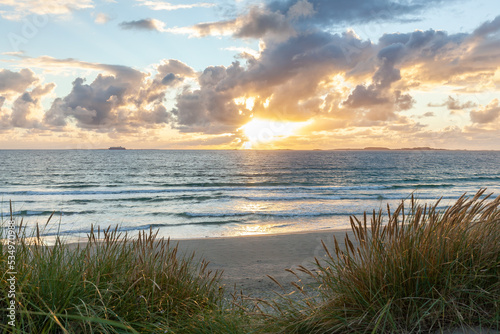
left=1, top=189, right=499, bottom=333
left=262, top=189, right=500, bottom=333
left=0, top=218, right=249, bottom=333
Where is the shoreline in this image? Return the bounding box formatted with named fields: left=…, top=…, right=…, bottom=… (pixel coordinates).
left=171, top=226, right=352, bottom=241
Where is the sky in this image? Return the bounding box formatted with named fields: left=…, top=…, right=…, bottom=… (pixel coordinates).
left=0, top=0, right=499, bottom=150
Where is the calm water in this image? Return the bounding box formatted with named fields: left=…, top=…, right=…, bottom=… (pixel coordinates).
left=1, top=150, right=499, bottom=242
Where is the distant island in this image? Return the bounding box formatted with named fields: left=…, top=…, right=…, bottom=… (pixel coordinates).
left=109, top=146, right=126, bottom=150
left=364, top=147, right=447, bottom=151
left=363, top=147, right=391, bottom=151
left=332, top=147, right=448, bottom=151
left=398, top=147, right=447, bottom=151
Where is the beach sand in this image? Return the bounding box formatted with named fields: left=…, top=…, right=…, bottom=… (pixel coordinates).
left=64, top=228, right=498, bottom=333
left=174, top=228, right=355, bottom=299
left=174, top=230, right=500, bottom=333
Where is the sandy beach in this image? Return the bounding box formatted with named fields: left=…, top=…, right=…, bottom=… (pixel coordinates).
left=174, top=228, right=355, bottom=298
left=175, top=229, right=500, bottom=334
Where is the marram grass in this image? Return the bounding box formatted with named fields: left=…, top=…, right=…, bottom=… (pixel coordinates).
left=0, top=220, right=249, bottom=333
left=262, top=189, right=500, bottom=333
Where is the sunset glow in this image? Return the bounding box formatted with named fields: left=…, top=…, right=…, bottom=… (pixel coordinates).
left=0, top=0, right=498, bottom=150
left=239, top=119, right=311, bottom=149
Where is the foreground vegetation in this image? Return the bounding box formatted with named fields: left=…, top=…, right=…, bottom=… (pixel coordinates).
left=1, top=189, right=499, bottom=333
left=263, top=189, right=500, bottom=333
left=0, top=221, right=249, bottom=333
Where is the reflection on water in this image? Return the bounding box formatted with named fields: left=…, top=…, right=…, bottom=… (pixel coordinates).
left=1, top=149, right=499, bottom=241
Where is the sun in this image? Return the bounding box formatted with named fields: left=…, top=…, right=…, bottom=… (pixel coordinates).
left=238, top=118, right=311, bottom=149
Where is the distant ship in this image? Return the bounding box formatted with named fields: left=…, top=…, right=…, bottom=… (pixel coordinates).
left=108, top=146, right=126, bottom=150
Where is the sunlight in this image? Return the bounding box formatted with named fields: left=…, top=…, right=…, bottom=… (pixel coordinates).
left=234, top=96, right=256, bottom=110
left=238, top=118, right=311, bottom=149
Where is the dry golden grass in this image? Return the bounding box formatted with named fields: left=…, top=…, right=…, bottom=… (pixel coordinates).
left=264, top=189, right=500, bottom=333
left=1, top=222, right=248, bottom=333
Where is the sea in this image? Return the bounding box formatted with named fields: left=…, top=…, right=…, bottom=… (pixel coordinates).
left=1, top=150, right=499, bottom=243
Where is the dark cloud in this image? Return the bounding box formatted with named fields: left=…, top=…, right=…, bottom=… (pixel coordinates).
left=394, top=90, right=415, bottom=111
left=473, top=15, right=500, bottom=37
left=233, top=7, right=293, bottom=39
left=43, top=60, right=193, bottom=132
left=470, top=99, right=500, bottom=124
left=343, top=85, right=388, bottom=108
left=182, top=0, right=449, bottom=40
left=156, top=60, right=196, bottom=87
left=266, top=0, right=447, bottom=31
left=45, top=74, right=147, bottom=130
left=119, top=19, right=165, bottom=31
left=382, top=22, right=499, bottom=86
left=161, top=73, right=178, bottom=85
left=0, top=96, right=8, bottom=130
left=171, top=62, right=250, bottom=133
left=175, top=0, right=455, bottom=40
left=156, top=59, right=196, bottom=78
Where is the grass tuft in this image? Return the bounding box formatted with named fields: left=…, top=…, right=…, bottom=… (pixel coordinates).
left=263, top=189, right=500, bottom=333
left=0, top=217, right=248, bottom=333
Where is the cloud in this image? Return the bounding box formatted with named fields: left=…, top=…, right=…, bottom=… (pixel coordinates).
left=222, top=46, right=260, bottom=58
left=470, top=99, right=500, bottom=124
left=16, top=56, right=145, bottom=82
left=169, top=15, right=500, bottom=138
left=287, top=0, right=315, bottom=20
left=1, top=51, right=24, bottom=56
left=342, top=85, right=388, bottom=109
left=428, top=96, right=477, bottom=110
left=136, top=0, right=214, bottom=11
left=394, top=90, right=415, bottom=111
left=0, top=69, right=38, bottom=94
left=0, top=82, right=54, bottom=130
left=158, top=3, right=499, bottom=143
left=0, top=0, right=93, bottom=20
left=156, top=59, right=196, bottom=80
left=166, top=6, right=295, bottom=40
left=170, top=30, right=377, bottom=133
left=10, top=83, right=54, bottom=128
left=171, top=62, right=250, bottom=133
left=267, top=0, right=445, bottom=28
left=94, top=12, right=111, bottom=24
left=473, top=15, right=500, bottom=37
left=119, top=19, right=166, bottom=32
left=171, top=0, right=448, bottom=40
left=42, top=58, right=194, bottom=132
left=380, top=24, right=500, bottom=89
left=232, top=6, right=295, bottom=39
